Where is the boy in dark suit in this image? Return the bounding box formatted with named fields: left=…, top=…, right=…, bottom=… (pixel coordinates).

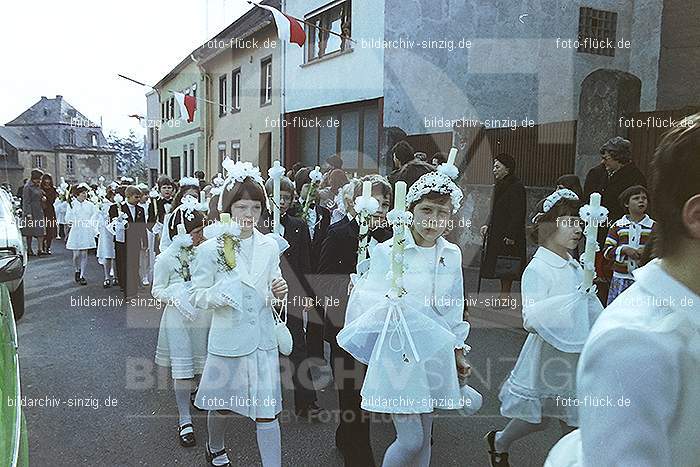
left=265, top=176, right=325, bottom=421
left=148, top=175, right=174, bottom=253
left=110, top=185, right=147, bottom=297
left=317, top=175, right=393, bottom=467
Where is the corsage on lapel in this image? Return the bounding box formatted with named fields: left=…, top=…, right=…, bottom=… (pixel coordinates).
left=203, top=214, right=242, bottom=273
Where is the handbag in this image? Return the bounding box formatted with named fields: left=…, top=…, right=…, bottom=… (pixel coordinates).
left=273, top=294, right=293, bottom=356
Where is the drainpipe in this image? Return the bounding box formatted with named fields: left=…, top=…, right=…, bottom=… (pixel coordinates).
left=191, top=53, right=212, bottom=176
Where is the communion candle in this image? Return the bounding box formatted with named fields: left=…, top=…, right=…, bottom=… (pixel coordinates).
left=447, top=147, right=458, bottom=166
left=220, top=213, right=231, bottom=224
left=177, top=224, right=187, bottom=236
left=272, top=161, right=281, bottom=234
left=200, top=191, right=206, bottom=204
left=581, top=193, right=601, bottom=288
left=394, top=181, right=407, bottom=212
left=362, top=180, right=372, bottom=199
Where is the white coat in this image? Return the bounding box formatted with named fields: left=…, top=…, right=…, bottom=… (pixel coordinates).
left=65, top=199, right=98, bottom=250
left=189, top=228, right=281, bottom=357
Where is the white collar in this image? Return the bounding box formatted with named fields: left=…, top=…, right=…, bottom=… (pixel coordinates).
left=534, top=246, right=578, bottom=269
left=633, top=259, right=700, bottom=324
left=619, top=214, right=653, bottom=228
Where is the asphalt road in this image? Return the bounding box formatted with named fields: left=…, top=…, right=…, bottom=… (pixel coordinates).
left=17, top=240, right=566, bottom=466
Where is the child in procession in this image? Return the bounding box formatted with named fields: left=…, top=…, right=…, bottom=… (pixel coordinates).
left=149, top=175, right=175, bottom=253
left=337, top=171, right=475, bottom=467
left=317, top=174, right=393, bottom=467
left=264, top=175, right=324, bottom=421
left=137, top=184, right=153, bottom=287
left=603, top=185, right=655, bottom=304
left=160, top=177, right=200, bottom=251
left=189, top=163, right=288, bottom=467
left=65, top=183, right=98, bottom=285
left=153, top=195, right=210, bottom=448
left=485, top=189, right=599, bottom=467
left=109, top=185, right=147, bottom=297
left=96, top=187, right=117, bottom=288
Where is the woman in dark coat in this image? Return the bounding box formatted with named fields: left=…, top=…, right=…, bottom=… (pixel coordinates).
left=480, top=153, right=527, bottom=299
left=40, top=173, right=59, bottom=254
left=22, top=169, right=47, bottom=256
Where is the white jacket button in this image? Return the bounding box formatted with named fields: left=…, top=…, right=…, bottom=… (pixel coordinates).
left=249, top=319, right=256, bottom=325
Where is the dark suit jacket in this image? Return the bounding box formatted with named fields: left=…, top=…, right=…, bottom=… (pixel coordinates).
left=317, top=219, right=392, bottom=340
left=279, top=214, right=315, bottom=316
left=109, top=203, right=147, bottom=249
left=309, top=204, right=331, bottom=272
left=147, top=197, right=173, bottom=226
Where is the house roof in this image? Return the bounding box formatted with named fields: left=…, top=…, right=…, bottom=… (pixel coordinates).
left=153, top=0, right=279, bottom=89
left=1, top=96, right=113, bottom=153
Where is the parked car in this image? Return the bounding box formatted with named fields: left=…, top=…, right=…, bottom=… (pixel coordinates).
left=0, top=188, right=27, bottom=320
left=0, top=279, right=29, bottom=466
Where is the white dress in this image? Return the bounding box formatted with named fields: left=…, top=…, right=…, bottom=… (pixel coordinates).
left=338, top=232, right=473, bottom=414
left=190, top=229, right=283, bottom=420
left=54, top=199, right=67, bottom=225
left=545, top=259, right=700, bottom=467
left=65, top=199, right=98, bottom=250
left=159, top=213, right=173, bottom=251
left=96, top=203, right=115, bottom=261
left=153, top=240, right=212, bottom=379
left=499, top=247, right=592, bottom=426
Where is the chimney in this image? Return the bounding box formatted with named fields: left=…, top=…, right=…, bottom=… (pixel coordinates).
left=56, top=95, right=63, bottom=100
left=40, top=96, right=47, bottom=99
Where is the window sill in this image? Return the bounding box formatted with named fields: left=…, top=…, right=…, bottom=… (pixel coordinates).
left=260, top=101, right=272, bottom=108
left=231, top=108, right=241, bottom=114
left=301, top=47, right=354, bottom=68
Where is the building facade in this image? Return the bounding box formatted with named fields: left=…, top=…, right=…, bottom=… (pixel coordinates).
left=194, top=1, right=282, bottom=178
left=0, top=95, right=115, bottom=191
left=153, top=60, right=208, bottom=181
left=283, top=0, right=384, bottom=174
left=145, top=91, right=160, bottom=185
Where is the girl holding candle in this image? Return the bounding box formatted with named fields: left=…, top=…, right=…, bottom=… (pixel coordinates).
left=189, top=161, right=288, bottom=467
left=485, top=189, right=603, bottom=467
left=338, top=171, right=478, bottom=467
left=153, top=196, right=210, bottom=448
left=65, top=183, right=98, bottom=285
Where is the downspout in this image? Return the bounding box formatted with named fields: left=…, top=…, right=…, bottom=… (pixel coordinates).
left=192, top=53, right=212, bottom=176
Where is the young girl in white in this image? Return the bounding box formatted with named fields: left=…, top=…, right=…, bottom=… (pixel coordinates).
left=153, top=195, right=211, bottom=448
left=338, top=171, right=478, bottom=467
left=485, top=189, right=602, bottom=467
left=190, top=162, right=287, bottom=467
left=96, top=188, right=116, bottom=288
left=65, top=183, right=97, bottom=285
left=160, top=177, right=200, bottom=251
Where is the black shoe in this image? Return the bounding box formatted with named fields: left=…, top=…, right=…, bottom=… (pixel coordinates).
left=37, top=250, right=48, bottom=257
left=111, top=277, right=119, bottom=286
left=103, top=279, right=111, bottom=288
left=79, top=277, right=87, bottom=286
left=190, top=388, right=204, bottom=411
left=75, top=271, right=80, bottom=283
left=295, top=403, right=326, bottom=422
left=205, top=442, right=230, bottom=466
left=178, top=423, right=196, bottom=447
left=484, top=431, right=510, bottom=467
left=27, top=250, right=35, bottom=257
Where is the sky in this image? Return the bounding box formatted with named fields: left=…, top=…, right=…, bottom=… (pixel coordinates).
left=0, top=0, right=253, bottom=137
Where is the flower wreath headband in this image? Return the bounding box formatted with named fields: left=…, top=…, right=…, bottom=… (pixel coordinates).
left=405, top=162, right=464, bottom=214
left=216, top=158, right=266, bottom=213
left=531, top=188, right=579, bottom=224
left=168, top=194, right=208, bottom=233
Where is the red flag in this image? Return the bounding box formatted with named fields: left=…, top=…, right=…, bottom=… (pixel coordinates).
left=258, top=4, right=306, bottom=47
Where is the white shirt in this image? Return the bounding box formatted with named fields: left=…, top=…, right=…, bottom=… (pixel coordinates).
left=306, top=207, right=318, bottom=241
left=546, top=258, right=700, bottom=467
left=126, top=202, right=137, bottom=221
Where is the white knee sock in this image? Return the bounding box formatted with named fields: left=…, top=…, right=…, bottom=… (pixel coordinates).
left=256, top=420, right=281, bottom=467
left=207, top=411, right=230, bottom=465
left=103, top=259, right=112, bottom=280
left=80, top=251, right=88, bottom=277
left=382, top=414, right=424, bottom=467
left=495, top=418, right=550, bottom=452
left=73, top=251, right=80, bottom=272
left=416, top=413, right=433, bottom=467
left=173, top=379, right=192, bottom=427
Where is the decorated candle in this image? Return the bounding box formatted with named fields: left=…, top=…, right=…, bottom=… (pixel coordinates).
left=394, top=181, right=406, bottom=212
left=272, top=160, right=281, bottom=235
left=177, top=224, right=187, bottom=236
left=447, top=147, right=458, bottom=166
left=581, top=193, right=602, bottom=289
left=362, top=180, right=372, bottom=199
left=200, top=191, right=206, bottom=204
left=220, top=213, right=231, bottom=224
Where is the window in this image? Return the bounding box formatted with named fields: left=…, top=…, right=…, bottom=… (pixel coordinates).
left=170, top=97, right=175, bottom=120
left=183, top=144, right=189, bottom=176
left=192, top=84, right=197, bottom=101
left=189, top=144, right=195, bottom=175
left=231, top=140, right=241, bottom=161
left=260, top=58, right=272, bottom=106
left=161, top=102, right=166, bottom=122
left=66, top=154, right=74, bottom=174
left=232, top=68, right=241, bottom=112
left=34, top=154, right=43, bottom=168
left=219, top=75, right=228, bottom=116
left=65, top=129, right=76, bottom=145
left=306, top=0, right=352, bottom=62
left=218, top=141, right=227, bottom=166
left=578, top=7, right=617, bottom=57
left=89, top=132, right=98, bottom=146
